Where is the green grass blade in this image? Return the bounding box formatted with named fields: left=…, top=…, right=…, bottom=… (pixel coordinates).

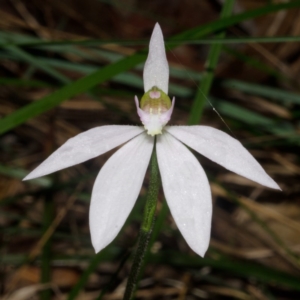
left=220, top=79, right=300, bottom=105
left=149, top=251, right=300, bottom=291
left=4, top=35, right=300, bottom=48
left=172, top=1, right=300, bottom=40
left=214, top=100, right=274, bottom=126
left=223, top=46, right=287, bottom=81
left=0, top=165, right=52, bottom=187
left=178, top=35, right=300, bottom=44
left=0, top=78, right=52, bottom=88
left=4, top=45, right=70, bottom=84
left=188, top=0, right=234, bottom=125
left=0, top=53, right=146, bottom=134
left=214, top=100, right=298, bottom=143
left=40, top=194, right=54, bottom=300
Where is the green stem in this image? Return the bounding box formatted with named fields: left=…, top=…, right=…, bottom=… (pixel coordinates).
left=188, top=0, right=235, bottom=125
left=123, top=147, right=160, bottom=300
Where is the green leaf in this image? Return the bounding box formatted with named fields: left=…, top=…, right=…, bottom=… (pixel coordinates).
left=149, top=251, right=300, bottom=291
left=221, top=79, right=300, bottom=105
left=188, top=0, right=235, bottom=125
left=4, top=45, right=70, bottom=84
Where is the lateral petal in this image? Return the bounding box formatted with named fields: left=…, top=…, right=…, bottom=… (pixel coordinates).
left=24, top=125, right=144, bottom=180
left=89, top=133, right=154, bottom=253
left=166, top=126, right=280, bottom=190
left=157, top=132, right=212, bottom=257
left=143, top=23, right=169, bottom=94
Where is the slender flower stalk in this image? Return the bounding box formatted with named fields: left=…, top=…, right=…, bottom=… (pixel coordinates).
left=23, top=23, right=280, bottom=262
left=123, top=148, right=160, bottom=300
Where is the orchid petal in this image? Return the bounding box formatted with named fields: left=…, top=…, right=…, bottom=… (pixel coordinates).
left=90, top=133, right=154, bottom=252
left=166, top=126, right=280, bottom=190
left=24, top=126, right=144, bottom=180
left=143, top=23, right=169, bottom=94
left=157, top=132, right=212, bottom=257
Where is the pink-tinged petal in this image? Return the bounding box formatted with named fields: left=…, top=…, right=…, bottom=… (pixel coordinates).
left=143, top=23, right=169, bottom=94
left=157, top=132, right=212, bottom=257
left=90, top=133, right=154, bottom=252
left=23, top=125, right=144, bottom=180
left=160, top=97, right=175, bottom=124
left=166, top=126, right=280, bottom=190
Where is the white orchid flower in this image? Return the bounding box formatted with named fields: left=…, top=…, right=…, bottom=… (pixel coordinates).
left=24, top=23, right=280, bottom=257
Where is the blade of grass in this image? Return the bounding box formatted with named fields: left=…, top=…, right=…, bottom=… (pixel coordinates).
left=0, top=164, right=52, bottom=187
left=213, top=100, right=275, bottom=126
left=220, top=79, right=300, bottom=105
left=173, top=35, right=300, bottom=45
left=0, top=31, right=106, bottom=63
left=223, top=46, right=287, bottom=82
left=0, top=78, right=53, bottom=88
left=148, top=251, right=300, bottom=291
left=40, top=194, right=54, bottom=300
left=4, top=35, right=300, bottom=48
left=0, top=171, right=99, bottom=207
left=4, top=46, right=70, bottom=84
left=213, top=99, right=299, bottom=142
left=171, top=1, right=300, bottom=41
left=188, top=0, right=235, bottom=125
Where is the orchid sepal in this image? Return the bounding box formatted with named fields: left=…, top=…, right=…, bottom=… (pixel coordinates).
left=143, top=23, right=169, bottom=94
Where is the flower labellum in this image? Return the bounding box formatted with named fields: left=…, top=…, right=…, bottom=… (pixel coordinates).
left=24, top=23, right=280, bottom=258
left=135, top=86, right=174, bottom=136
